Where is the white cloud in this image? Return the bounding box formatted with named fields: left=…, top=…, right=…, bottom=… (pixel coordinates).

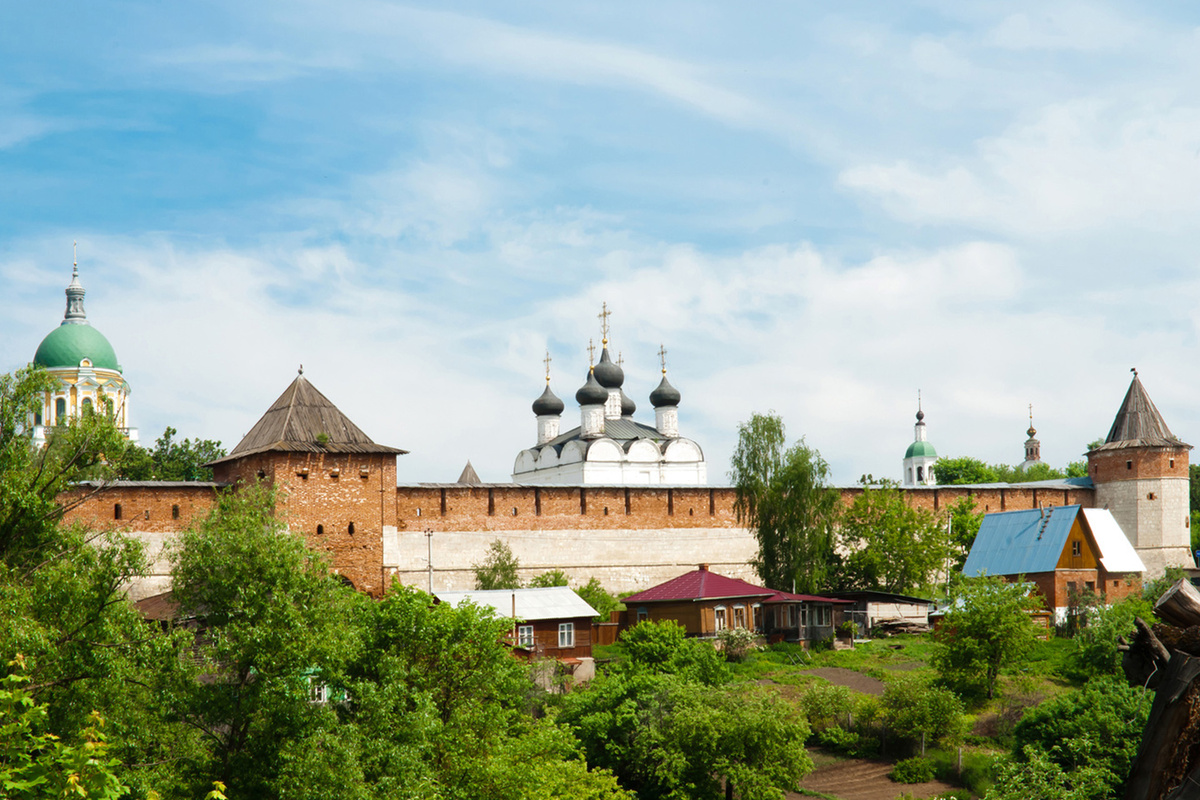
left=840, top=98, right=1200, bottom=236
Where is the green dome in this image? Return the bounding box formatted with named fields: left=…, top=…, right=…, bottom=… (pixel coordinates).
left=33, top=324, right=121, bottom=372
left=905, top=440, right=937, bottom=459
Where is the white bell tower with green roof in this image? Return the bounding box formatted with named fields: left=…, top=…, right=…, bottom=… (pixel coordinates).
left=902, top=395, right=937, bottom=486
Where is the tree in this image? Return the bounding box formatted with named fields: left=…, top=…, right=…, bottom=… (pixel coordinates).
left=576, top=578, right=621, bottom=623
left=617, top=619, right=728, bottom=686
left=1067, top=595, right=1156, bottom=680
left=168, top=483, right=362, bottom=797
left=946, top=495, right=983, bottom=573
left=560, top=672, right=811, bottom=800
left=932, top=576, right=1042, bottom=699
left=837, top=481, right=949, bottom=595
left=472, top=539, right=521, bottom=590
left=932, top=457, right=997, bottom=486
left=528, top=569, right=569, bottom=588
left=730, top=413, right=840, bottom=594
left=121, top=427, right=226, bottom=481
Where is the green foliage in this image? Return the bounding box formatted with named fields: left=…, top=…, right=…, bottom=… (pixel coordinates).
left=946, top=496, right=983, bottom=572
left=1005, top=675, right=1149, bottom=799
left=731, top=413, right=840, bottom=594
left=838, top=481, right=950, bottom=595
left=933, top=577, right=1043, bottom=700
left=120, top=426, right=226, bottom=481
left=880, top=677, right=966, bottom=750
left=0, top=658, right=127, bottom=800
left=560, top=672, right=812, bottom=800
left=575, top=577, right=621, bottom=623
left=716, top=626, right=758, bottom=662
left=472, top=538, right=521, bottom=590
left=1066, top=596, right=1155, bottom=681
left=890, top=756, right=936, bottom=784
left=168, top=483, right=363, bottom=795
left=618, top=620, right=729, bottom=686
left=1142, top=566, right=1187, bottom=604
left=528, top=568, right=569, bottom=588
left=933, top=457, right=997, bottom=486
left=799, top=682, right=854, bottom=732
left=985, top=748, right=1114, bottom=800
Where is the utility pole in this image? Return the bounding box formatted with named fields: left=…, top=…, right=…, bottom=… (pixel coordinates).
left=425, top=528, right=433, bottom=592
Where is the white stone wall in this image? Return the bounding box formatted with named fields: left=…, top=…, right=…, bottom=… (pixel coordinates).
left=383, top=525, right=759, bottom=594
left=1096, top=475, right=1192, bottom=578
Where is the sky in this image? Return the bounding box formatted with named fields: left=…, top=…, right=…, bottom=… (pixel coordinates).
left=3, top=1, right=1200, bottom=486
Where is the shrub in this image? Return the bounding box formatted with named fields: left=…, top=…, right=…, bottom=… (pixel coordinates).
left=814, top=725, right=858, bottom=751
left=716, top=626, right=758, bottom=662
left=800, top=682, right=854, bottom=731
left=891, top=756, right=936, bottom=783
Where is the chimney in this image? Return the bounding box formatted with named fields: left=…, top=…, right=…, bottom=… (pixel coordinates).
left=698, top=563, right=708, bottom=572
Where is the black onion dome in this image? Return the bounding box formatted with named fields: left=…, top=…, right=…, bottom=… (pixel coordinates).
left=592, top=347, right=625, bottom=388
left=533, top=384, right=564, bottom=416
left=650, top=375, right=681, bottom=408
left=620, top=389, right=636, bottom=416
left=576, top=371, right=609, bottom=406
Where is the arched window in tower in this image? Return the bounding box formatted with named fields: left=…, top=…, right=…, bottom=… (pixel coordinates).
left=55, top=397, right=66, bottom=423
left=917, top=465, right=924, bottom=483
left=81, top=397, right=93, bottom=415
left=105, top=397, right=114, bottom=418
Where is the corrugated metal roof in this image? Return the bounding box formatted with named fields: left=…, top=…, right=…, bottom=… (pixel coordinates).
left=1080, top=508, right=1146, bottom=573
left=210, top=374, right=407, bottom=464
left=623, top=567, right=776, bottom=604
left=762, top=590, right=851, bottom=604
left=1092, top=374, right=1190, bottom=451
left=963, top=505, right=1080, bottom=577
left=434, top=586, right=598, bottom=621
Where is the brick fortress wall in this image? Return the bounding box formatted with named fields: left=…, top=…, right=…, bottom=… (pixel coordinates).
left=63, top=478, right=1099, bottom=598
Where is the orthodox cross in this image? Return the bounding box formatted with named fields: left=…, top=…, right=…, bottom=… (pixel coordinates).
left=73, top=240, right=78, bottom=269
left=1028, top=403, right=1033, bottom=425
left=658, top=344, right=668, bottom=374
left=617, top=351, right=623, bottom=367
left=543, top=350, right=552, bottom=383
left=587, top=338, right=596, bottom=367
left=598, top=302, right=611, bottom=345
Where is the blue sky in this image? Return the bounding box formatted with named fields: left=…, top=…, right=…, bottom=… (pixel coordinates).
left=4, top=1, right=1200, bottom=484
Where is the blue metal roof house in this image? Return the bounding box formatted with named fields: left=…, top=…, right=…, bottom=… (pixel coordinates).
left=963, top=505, right=1145, bottom=620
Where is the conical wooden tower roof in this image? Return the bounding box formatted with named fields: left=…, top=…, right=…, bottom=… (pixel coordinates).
left=210, top=372, right=407, bottom=463
left=457, top=461, right=482, bottom=485
left=1092, top=373, right=1190, bottom=452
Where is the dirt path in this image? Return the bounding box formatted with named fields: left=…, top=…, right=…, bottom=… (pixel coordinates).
left=793, top=751, right=960, bottom=800
left=800, top=667, right=886, bottom=696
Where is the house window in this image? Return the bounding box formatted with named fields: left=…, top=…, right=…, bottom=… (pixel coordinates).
left=1072, top=540, right=1082, bottom=557
left=105, top=397, right=114, bottom=417
left=518, top=625, right=534, bottom=648
left=558, top=622, right=575, bottom=648
left=172, top=505, right=180, bottom=520
left=637, top=608, right=649, bottom=623
left=81, top=397, right=93, bottom=414
left=800, top=605, right=809, bottom=628
left=752, top=604, right=762, bottom=631
left=817, top=605, right=831, bottom=627
left=308, top=678, right=328, bottom=705
left=733, top=605, right=746, bottom=629
left=114, top=503, right=122, bottom=520
left=787, top=605, right=799, bottom=628
left=1086, top=581, right=1095, bottom=591
left=714, top=606, right=727, bottom=631
left=1067, top=581, right=1077, bottom=594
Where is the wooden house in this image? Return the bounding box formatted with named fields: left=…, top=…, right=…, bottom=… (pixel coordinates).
left=825, top=590, right=933, bottom=635
left=963, top=505, right=1145, bottom=621
left=434, top=586, right=598, bottom=669
left=621, top=564, right=847, bottom=644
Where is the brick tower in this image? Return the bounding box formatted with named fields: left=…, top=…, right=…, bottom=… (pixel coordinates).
left=208, top=369, right=407, bottom=596
left=1087, top=371, right=1192, bottom=578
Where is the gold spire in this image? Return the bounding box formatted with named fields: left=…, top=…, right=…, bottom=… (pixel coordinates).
left=658, top=344, right=668, bottom=375
left=598, top=301, right=611, bottom=346
left=587, top=338, right=596, bottom=366
left=543, top=350, right=552, bottom=384
left=617, top=351, right=623, bottom=367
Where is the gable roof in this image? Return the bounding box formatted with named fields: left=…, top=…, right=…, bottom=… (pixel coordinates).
left=965, top=505, right=1081, bottom=577
left=435, top=586, right=598, bottom=621
left=1092, top=374, right=1189, bottom=451
left=623, top=567, right=776, bottom=604
left=210, top=373, right=407, bottom=463
left=964, top=504, right=1145, bottom=578
left=762, top=589, right=851, bottom=605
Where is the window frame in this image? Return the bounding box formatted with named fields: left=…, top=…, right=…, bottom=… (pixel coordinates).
left=518, top=624, right=534, bottom=648
left=558, top=622, right=574, bottom=648
left=713, top=605, right=727, bottom=632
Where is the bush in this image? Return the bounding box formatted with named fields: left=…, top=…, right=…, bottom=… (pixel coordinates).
left=891, top=756, right=936, bottom=783
left=800, top=682, right=854, bottom=731
left=814, top=725, right=858, bottom=751
left=716, top=626, right=758, bottom=662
